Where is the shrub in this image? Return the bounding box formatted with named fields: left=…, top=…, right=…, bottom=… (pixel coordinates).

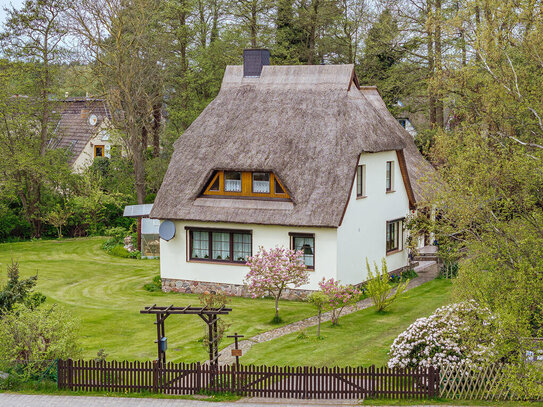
left=144, top=275, right=162, bottom=292
left=366, top=259, right=408, bottom=312
left=318, top=278, right=361, bottom=325
left=0, top=304, right=81, bottom=379
left=104, top=226, right=129, bottom=242
left=399, top=268, right=418, bottom=281
left=439, top=261, right=459, bottom=279
left=108, top=245, right=132, bottom=258
left=388, top=301, right=495, bottom=370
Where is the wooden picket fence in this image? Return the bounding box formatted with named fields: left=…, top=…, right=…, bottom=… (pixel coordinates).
left=57, top=359, right=439, bottom=400
left=439, top=364, right=511, bottom=401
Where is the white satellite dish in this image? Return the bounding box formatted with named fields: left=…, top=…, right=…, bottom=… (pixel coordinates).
left=159, top=221, right=176, bottom=241
left=88, top=114, right=98, bottom=126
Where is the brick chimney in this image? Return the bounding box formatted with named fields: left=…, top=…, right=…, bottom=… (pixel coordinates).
left=243, top=49, right=270, bottom=77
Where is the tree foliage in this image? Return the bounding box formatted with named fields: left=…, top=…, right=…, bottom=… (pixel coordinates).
left=0, top=304, right=80, bottom=379
left=0, top=260, right=45, bottom=317
left=245, top=246, right=309, bottom=322
left=317, top=278, right=360, bottom=325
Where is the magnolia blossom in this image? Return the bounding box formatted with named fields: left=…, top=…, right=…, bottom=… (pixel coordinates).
left=388, top=301, right=495, bottom=370
left=245, top=246, right=309, bottom=319
left=318, top=278, right=361, bottom=325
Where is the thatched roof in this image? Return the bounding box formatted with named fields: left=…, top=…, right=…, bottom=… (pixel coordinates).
left=53, top=99, right=110, bottom=164
left=151, top=64, right=432, bottom=227
left=361, top=87, right=435, bottom=202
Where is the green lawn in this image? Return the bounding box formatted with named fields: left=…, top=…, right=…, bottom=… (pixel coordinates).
left=0, top=238, right=452, bottom=367
left=0, top=238, right=315, bottom=362
left=242, top=278, right=453, bottom=367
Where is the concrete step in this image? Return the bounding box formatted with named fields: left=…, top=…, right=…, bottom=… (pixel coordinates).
left=414, top=255, right=439, bottom=262
left=414, top=260, right=437, bottom=273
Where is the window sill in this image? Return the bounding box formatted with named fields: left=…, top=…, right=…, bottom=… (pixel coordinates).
left=356, top=195, right=367, bottom=200
left=188, top=259, right=248, bottom=267
left=386, top=190, right=396, bottom=194
left=386, top=249, right=403, bottom=256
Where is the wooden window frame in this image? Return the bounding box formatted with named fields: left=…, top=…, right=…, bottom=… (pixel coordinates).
left=252, top=172, right=271, bottom=194
left=386, top=219, right=403, bottom=255
left=289, top=232, right=315, bottom=270
left=186, top=227, right=252, bottom=264
left=224, top=171, right=242, bottom=193
left=386, top=161, right=395, bottom=193
left=202, top=170, right=290, bottom=200
left=94, top=144, right=105, bottom=158
left=356, top=165, right=366, bottom=198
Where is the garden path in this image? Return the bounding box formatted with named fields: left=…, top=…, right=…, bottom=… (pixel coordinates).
left=219, top=261, right=439, bottom=365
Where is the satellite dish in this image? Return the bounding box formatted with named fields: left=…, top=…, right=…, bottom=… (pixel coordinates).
left=159, top=220, right=176, bottom=241
left=88, top=114, right=98, bottom=126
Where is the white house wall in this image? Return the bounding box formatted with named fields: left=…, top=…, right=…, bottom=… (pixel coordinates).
left=159, top=221, right=338, bottom=290
left=72, top=125, right=113, bottom=172
left=337, top=150, right=410, bottom=285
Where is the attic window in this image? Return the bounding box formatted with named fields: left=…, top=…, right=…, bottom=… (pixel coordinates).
left=225, top=171, right=242, bottom=192
left=202, top=170, right=290, bottom=200
left=252, top=172, right=270, bottom=193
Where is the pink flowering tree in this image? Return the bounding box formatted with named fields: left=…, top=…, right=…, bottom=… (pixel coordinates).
left=245, top=246, right=309, bottom=322
left=318, top=278, right=361, bottom=325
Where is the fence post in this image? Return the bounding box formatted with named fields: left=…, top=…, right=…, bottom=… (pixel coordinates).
left=67, top=359, right=73, bottom=391
left=428, top=366, right=439, bottom=398
left=231, top=363, right=236, bottom=395
left=153, top=360, right=159, bottom=393
left=303, top=366, right=308, bottom=399
left=57, top=359, right=62, bottom=390
left=370, top=365, right=375, bottom=398
left=196, top=362, right=201, bottom=394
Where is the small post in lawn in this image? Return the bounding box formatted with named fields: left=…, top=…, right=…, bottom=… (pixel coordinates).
left=226, top=332, right=244, bottom=369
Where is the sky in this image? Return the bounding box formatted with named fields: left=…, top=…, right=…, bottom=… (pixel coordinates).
left=0, top=0, right=24, bottom=28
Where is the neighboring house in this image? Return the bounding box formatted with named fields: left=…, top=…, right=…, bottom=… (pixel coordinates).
left=151, top=49, right=434, bottom=297
left=397, top=117, right=417, bottom=137
left=50, top=98, right=113, bottom=171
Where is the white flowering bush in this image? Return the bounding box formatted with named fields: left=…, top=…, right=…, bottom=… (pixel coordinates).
left=388, top=301, right=495, bottom=369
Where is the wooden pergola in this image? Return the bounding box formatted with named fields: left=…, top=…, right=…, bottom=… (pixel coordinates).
left=140, top=304, right=232, bottom=366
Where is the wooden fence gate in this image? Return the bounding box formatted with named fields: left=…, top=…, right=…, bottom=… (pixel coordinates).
left=58, top=359, right=439, bottom=400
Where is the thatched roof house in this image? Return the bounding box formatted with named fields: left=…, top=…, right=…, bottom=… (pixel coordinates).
left=152, top=64, right=432, bottom=227
left=153, top=50, right=434, bottom=295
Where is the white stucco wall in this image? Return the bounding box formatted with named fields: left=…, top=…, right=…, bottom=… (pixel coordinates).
left=336, top=150, right=410, bottom=285
left=160, top=221, right=338, bottom=290
left=72, top=126, right=113, bottom=172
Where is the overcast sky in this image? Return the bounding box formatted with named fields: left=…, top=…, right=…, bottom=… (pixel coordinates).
left=0, top=0, right=24, bottom=29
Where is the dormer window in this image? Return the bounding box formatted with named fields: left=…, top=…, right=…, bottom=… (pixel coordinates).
left=225, top=171, right=242, bottom=192
left=252, top=172, right=270, bottom=193
left=202, top=170, right=290, bottom=200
